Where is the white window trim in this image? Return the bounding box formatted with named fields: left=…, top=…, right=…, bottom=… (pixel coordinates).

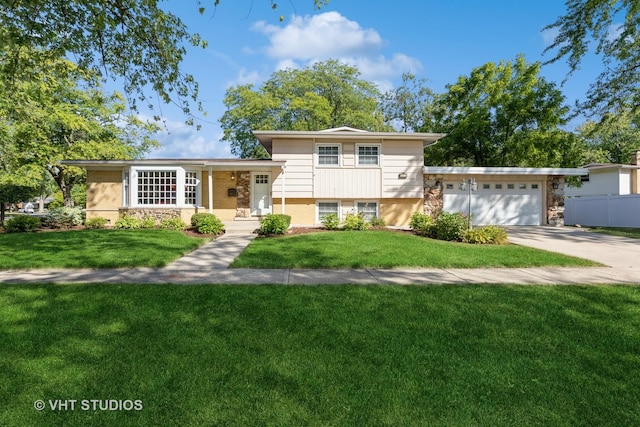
left=356, top=143, right=381, bottom=168
left=184, top=170, right=201, bottom=207
left=127, top=166, right=201, bottom=208
left=355, top=200, right=379, bottom=221
left=315, top=143, right=342, bottom=167
left=316, top=200, right=341, bottom=223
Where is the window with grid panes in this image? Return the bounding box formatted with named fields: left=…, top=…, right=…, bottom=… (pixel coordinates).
left=318, top=202, right=339, bottom=221
left=357, top=146, right=379, bottom=165
left=137, top=170, right=177, bottom=205
left=317, top=145, right=339, bottom=165
left=184, top=171, right=198, bottom=205
left=357, top=202, right=378, bottom=221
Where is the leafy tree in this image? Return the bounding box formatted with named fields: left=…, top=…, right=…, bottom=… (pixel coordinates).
left=578, top=109, right=640, bottom=164
left=0, top=55, right=159, bottom=206
left=220, top=60, right=388, bottom=158
left=380, top=73, right=437, bottom=132
left=543, top=0, right=640, bottom=117
left=424, top=56, right=579, bottom=167
left=0, top=1, right=328, bottom=121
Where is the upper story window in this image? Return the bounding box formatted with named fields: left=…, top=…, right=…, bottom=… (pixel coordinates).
left=357, top=145, right=380, bottom=166
left=317, top=144, right=340, bottom=166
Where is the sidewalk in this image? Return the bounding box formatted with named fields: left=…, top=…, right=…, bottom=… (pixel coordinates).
left=1, top=226, right=639, bottom=285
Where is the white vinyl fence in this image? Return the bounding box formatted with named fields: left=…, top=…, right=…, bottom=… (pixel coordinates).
left=565, top=195, right=640, bottom=227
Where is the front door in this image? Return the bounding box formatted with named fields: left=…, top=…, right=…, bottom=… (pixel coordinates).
left=251, top=173, right=271, bottom=216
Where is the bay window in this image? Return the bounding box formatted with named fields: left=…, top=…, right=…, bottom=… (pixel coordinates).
left=125, top=167, right=200, bottom=207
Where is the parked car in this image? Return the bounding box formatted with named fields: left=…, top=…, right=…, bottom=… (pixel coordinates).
left=18, top=202, right=35, bottom=213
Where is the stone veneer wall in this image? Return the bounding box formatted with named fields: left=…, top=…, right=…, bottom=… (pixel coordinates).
left=119, top=208, right=181, bottom=222
left=423, top=174, right=444, bottom=218
left=235, top=171, right=251, bottom=218
left=546, top=175, right=565, bottom=226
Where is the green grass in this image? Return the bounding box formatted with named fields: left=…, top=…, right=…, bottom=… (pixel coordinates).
left=0, top=229, right=210, bottom=269
left=231, top=230, right=598, bottom=268
left=1, top=284, right=639, bottom=426
left=590, top=226, right=640, bottom=239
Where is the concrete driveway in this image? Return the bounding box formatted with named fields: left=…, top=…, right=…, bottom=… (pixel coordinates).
left=507, top=226, right=640, bottom=268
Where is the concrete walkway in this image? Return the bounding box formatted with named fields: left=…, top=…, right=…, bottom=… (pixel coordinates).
left=1, top=225, right=639, bottom=285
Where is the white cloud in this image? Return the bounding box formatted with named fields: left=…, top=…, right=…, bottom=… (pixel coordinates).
left=227, top=68, right=263, bottom=87
left=253, top=12, right=383, bottom=60
left=248, top=12, right=423, bottom=91
left=146, top=119, right=233, bottom=159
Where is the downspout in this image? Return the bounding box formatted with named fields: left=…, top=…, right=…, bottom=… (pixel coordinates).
left=281, top=164, right=286, bottom=214
left=208, top=166, right=213, bottom=214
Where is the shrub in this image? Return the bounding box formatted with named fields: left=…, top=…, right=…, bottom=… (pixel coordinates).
left=4, top=215, right=41, bottom=233
left=342, top=212, right=369, bottom=231
left=113, top=215, right=143, bottom=230
left=258, top=214, right=291, bottom=235
left=409, top=212, right=433, bottom=237
left=370, top=216, right=386, bottom=228
left=160, top=217, right=187, bottom=231
left=321, top=213, right=340, bottom=230
left=191, top=213, right=225, bottom=235
left=142, top=217, right=157, bottom=229
left=42, top=207, right=84, bottom=229
left=432, top=211, right=468, bottom=241
left=462, top=225, right=509, bottom=245
left=85, top=217, right=108, bottom=229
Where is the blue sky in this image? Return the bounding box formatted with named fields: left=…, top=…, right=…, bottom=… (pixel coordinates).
left=139, top=0, right=603, bottom=158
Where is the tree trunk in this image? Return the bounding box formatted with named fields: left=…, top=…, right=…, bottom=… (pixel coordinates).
left=0, top=201, right=5, bottom=226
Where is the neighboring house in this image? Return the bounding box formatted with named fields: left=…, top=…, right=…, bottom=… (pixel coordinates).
left=63, top=127, right=587, bottom=227
left=564, top=151, right=640, bottom=227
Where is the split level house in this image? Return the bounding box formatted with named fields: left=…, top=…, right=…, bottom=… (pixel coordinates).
left=63, top=127, right=588, bottom=227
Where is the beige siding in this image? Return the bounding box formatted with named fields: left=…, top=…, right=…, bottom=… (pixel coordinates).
left=272, top=138, right=314, bottom=197
left=314, top=168, right=382, bottom=198
left=86, top=170, right=123, bottom=224
left=381, top=141, right=424, bottom=198
left=380, top=198, right=423, bottom=226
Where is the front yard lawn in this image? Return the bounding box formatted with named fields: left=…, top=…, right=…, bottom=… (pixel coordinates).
left=2, top=284, right=639, bottom=426
left=231, top=230, right=599, bottom=269
left=0, top=229, right=210, bottom=269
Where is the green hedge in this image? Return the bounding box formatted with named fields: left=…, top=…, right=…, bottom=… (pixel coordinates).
left=258, top=214, right=291, bottom=235
left=191, top=213, right=225, bottom=235
left=4, top=215, right=41, bottom=233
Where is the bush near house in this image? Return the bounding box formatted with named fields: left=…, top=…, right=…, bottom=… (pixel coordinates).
left=258, top=214, right=291, bottom=235
left=462, top=225, right=508, bottom=245
left=160, top=217, right=188, bottom=231
left=41, top=207, right=84, bottom=229
left=113, top=214, right=144, bottom=230
left=409, top=212, right=433, bottom=237
left=85, top=217, right=108, bottom=229
left=3, top=215, right=41, bottom=233
left=343, top=212, right=369, bottom=231
left=191, top=213, right=225, bottom=235
left=410, top=211, right=507, bottom=244
left=321, top=213, right=340, bottom=230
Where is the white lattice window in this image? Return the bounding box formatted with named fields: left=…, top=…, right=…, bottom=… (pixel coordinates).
left=184, top=171, right=199, bottom=205
left=137, top=170, right=177, bottom=205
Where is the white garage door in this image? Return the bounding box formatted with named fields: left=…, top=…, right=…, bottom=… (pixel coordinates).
left=443, top=181, right=543, bottom=226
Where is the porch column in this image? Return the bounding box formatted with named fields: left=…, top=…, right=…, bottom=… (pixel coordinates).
left=281, top=165, right=286, bottom=214
left=207, top=166, right=213, bottom=214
